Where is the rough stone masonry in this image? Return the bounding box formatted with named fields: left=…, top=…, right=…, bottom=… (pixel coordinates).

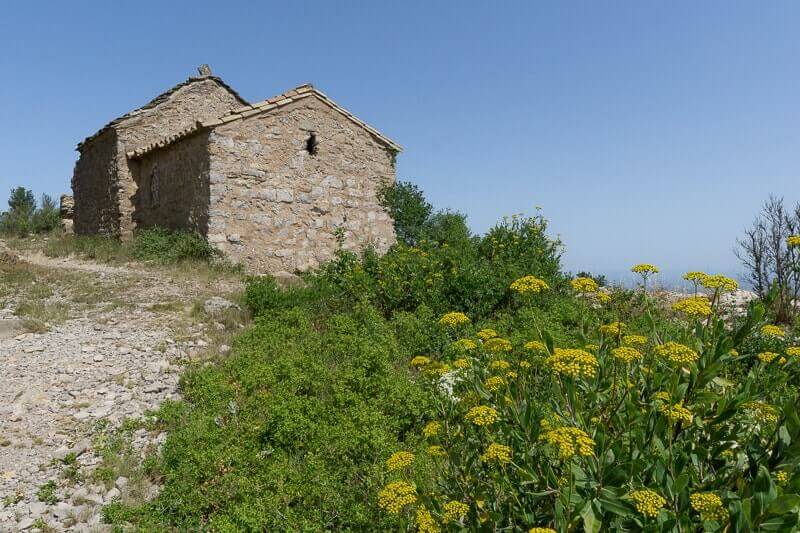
left=70, top=66, right=400, bottom=272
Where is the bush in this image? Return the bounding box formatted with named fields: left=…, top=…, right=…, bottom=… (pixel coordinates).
left=378, top=181, right=432, bottom=246
left=384, top=278, right=800, bottom=531
left=129, top=228, right=221, bottom=264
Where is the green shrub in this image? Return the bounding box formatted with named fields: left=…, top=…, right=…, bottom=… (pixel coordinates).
left=129, top=228, right=221, bottom=264
left=0, top=187, right=60, bottom=236
left=378, top=181, right=432, bottom=246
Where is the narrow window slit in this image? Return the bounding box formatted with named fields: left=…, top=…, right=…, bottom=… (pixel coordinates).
left=305, top=133, right=318, bottom=155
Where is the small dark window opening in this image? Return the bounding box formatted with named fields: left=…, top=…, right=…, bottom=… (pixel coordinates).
left=305, top=133, right=318, bottom=156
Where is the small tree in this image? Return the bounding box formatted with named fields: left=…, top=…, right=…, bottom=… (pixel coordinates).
left=378, top=181, right=432, bottom=246
left=0, top=187, right=61, bottom=236
left=735, top=195, right=800, bottom=323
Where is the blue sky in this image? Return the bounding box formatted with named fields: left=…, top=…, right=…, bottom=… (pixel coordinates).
left=1, top=1, right=798, bottom=280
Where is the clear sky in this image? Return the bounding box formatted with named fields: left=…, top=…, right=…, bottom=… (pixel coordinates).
left=1, top=1, right=798, bottom=280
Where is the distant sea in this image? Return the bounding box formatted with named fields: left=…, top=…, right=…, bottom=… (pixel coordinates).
left=591, top=268, right=749, bottom=291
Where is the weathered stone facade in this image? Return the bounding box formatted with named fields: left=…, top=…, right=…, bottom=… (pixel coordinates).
left=72, top=72, right=246, bottom=238
left=72, top=69, right=400, bottom=273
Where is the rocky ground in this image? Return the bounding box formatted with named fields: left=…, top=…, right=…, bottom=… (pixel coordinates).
left=0, top=241, right=244, bottom=532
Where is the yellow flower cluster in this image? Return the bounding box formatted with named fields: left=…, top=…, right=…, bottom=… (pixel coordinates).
left=600, top=321, right=625, bottom=336
left=622, top=335, right=648, bottom=346
left=683, top=271, right=708, bottom=284
left=442, top=500, right=469, bottom=522
left=510, top=275, right=550, bottom=295
left=595, top=291, right=612, bottom=304
left=776, top=471, right=790, bottom=485
left=689, top=492, right=727, bottom=522
left=453, top=358, right=470, bottom=369
left=524, top=340, right=547, bottom=353
left=481, top=443, right=512, bottom=463
left=611, top=346, right=642, bottom=364
left=386, top=451, right=415, bottom=471
left=485, top=337, right=513, bottom=353
left=672, top=296, right=712, bottom=318
left=660, top=403, right=692, bottom=425
left=416, top=507, right=440, bottom=533
left=701, top=274, right=738, bottom=292
left=571, top=276, right=598, bottom=293
left=488, top=359, right=511, bottom=371
left=484, top=375, right=506, bottom=392
left=465, top=405, right=499, bottom=426
left=539, top=427, right=595, bottom=459
left=654, top=391, right=671, bottom=402
left=631, top=263, right=660, bottom=275
left=761, top=324, right=785, bottom=338
left=451, top=338, right=477, bottom=351
left=787, top=346, right=800, bottom=357
left=423, top=362, right=452, bottom=377
left=377, top=481, right=417, bottom=514
left=428, top=445, right=446, bottom=457
left=546, top=348, right=599, bottom=379
left=758, top=351, right=786, bottom=364
left=742, top=401, right=779, bottom=424
left=410, top=356, right=431, bottom=367
left=788, top=235, right=800, bottom=248
left=655, top=341, right=699, bottom=366
left=529, top=529, right=557, bottom=533
left=630, top=489, right=666, bottom=519
left=519, top=360, right=532, bottom=369
left=438, top=311, right=470, bottom=328
left=477, top=328, right=498, bottom=340
left=584, top=343, right=599, bottom=352
left=423, top=421, right=441, bottom=438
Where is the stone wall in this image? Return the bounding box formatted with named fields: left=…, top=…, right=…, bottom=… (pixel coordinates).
left=71, top=129, right=120, bottom=236
left=206, top=96, right=396, bottom=272
left=132, top=132, right=211, bottom=234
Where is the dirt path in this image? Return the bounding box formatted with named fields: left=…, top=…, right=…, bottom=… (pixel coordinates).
left=0, top=244, right=244, bottom=532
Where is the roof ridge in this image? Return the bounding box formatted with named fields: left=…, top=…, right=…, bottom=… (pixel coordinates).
left=77, top=75, right=248, bottom=150
left=127, top=84, right=401, bottom=159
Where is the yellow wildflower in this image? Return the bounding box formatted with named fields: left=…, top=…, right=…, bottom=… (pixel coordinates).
left=483, top=375, right=506, bottom=393
left=410, top=356, right=431, bottom=367
left=427, top=445, right=446, bottom=457
left=701, top=274, right=738, bottom=292
left=505, top=370, right=518, bottom=380
left=654, top=391, right=671, bottom=402
left=655, top=341, right=699, bottom=366
left=453, top=358, right=470, bottom=369
left=600, top=321, right=625, bottom=336
left=386, top=451, right=414, bottom=472
left=465, top=406, right=499, bottom=426
left=438, top=312, right=470, bottom=328
left=631, top=264, right=660, bottom=275
left=584, top=343, right=599, bottom=352
left=485, top=337, right=512, bottom=353
left=488, top=360, right=511, bottom=372
left=519, top=360, right=532, bottom=369
left=595, top=291, right=612, bottom=304
left=672, top=296, right=712, bottom=318
left=571, top=276, right=598, bottom=293
left=546, top=348, right=598, bottom=379
left=623, top=335, right=648, bottom=346
left=612, top=346, right=642, bottom=364
left=377, top=481, right=417, bottom=514
left=423, top=362, right=452, bottom=377
left=451, top=338, right=477, bottom=352
left=683, top=271, right=708, bottom=284
left=529, top=528, right=557, bottom=533
left=524, top=340, right=547, bottom=353
left=786, top=346, right=800, bottom=357
left=510, top=275, right=550, bottom=295
left=761, top=324, right=785, bottom=338
left=422, top=421, right=441, bottom=439
left=660, top=403, right=692, bottom=425
left=690, top=492, right=728, bottom=522
left=481, top=443, right=512, bottom=463
left=415, top=507, right=440, bottom=533
left=742, top=401, right=779, bottom=424
left=788, top=235, right=800, bottom=248
left=442, top=500, right=469, bottom=523
left=539, top=426, right=595, bottom=459
left=776, top=471, right=790, bottom=485
left=758, top=351, right=786, bottom=364
left=630, top=489, right=666, bottom=519
left=477, top=328, right=498, bottom=340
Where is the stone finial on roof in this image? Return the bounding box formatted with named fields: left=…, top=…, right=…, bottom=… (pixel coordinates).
left=197, top=64, right=212, bottom=77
